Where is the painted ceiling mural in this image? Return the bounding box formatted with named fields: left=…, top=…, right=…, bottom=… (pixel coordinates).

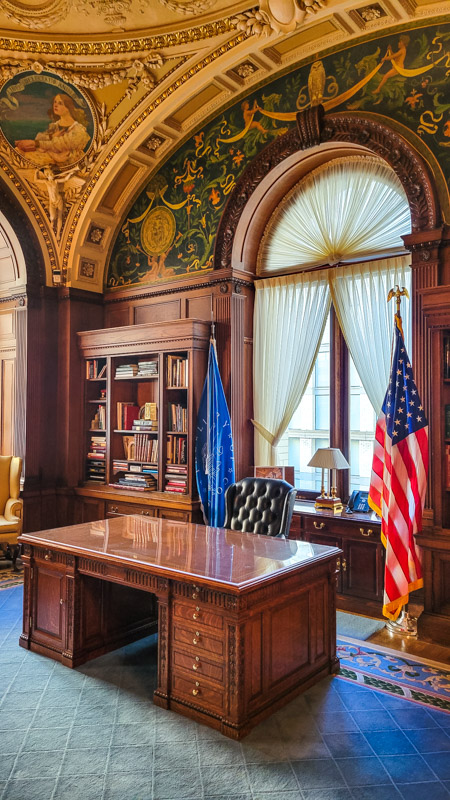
left=107, top=22, right=450, bottom=290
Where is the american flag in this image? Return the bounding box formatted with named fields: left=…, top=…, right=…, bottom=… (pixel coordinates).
left=368, top=314, right=428, bottom=621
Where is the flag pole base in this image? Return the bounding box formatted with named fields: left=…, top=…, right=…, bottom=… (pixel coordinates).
left=386, top=610, right=418, bottom=637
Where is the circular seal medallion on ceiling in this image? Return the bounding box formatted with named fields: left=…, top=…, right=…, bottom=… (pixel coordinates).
left=140, top=206, right=176, bottom=255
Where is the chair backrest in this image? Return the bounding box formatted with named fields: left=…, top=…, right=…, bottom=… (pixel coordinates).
left=223, top=477, right=296, bottom=537
left=0, top=455, right=22, bottom=514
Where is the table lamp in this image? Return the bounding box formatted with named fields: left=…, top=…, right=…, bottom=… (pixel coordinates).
left=307, top=447, right=350, bottom=513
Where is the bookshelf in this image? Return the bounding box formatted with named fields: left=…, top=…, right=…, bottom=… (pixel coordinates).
left=417, top=287, right=450, bottom=646
left=77, top=319, right=210, bottom=522
left=84, top=358, right=107, bottom=484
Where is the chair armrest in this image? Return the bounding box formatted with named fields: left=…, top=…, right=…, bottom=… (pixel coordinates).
left=5, top=497, right=23, bottom=522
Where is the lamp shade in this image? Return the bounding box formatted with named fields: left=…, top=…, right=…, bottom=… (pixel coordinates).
left=307, top=447, right=350, bottom=470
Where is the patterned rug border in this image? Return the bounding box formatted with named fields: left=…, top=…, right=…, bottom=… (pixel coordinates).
left=337, top=637, right=450, bottom=714
left=0, top=570, right=23, bottom=590
left=339, top=634, right=450, bottom=670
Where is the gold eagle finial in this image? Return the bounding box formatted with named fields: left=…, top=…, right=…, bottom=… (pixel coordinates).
left=387, top=285, right=409, bottom=316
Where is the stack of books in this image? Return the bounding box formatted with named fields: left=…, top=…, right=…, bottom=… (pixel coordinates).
left=112, top=459, right=128, bottom=473
left=137, top=360, right=158, bottom=377
left=87, top=434, right=106, bottom=482
left=87, top=435, right=106, bottom=460
left=115, top=364, right=139, bottom=379
left=132, top=417, right=158, bottom=433
left=116, top=472, right=157, bottom=491
left=165, top=464, right=188, bottom=494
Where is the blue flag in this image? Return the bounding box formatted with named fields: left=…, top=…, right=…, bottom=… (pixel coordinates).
left=195, top=340, right=235, bottom=527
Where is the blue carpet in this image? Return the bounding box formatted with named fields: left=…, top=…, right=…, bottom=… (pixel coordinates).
left=1, top=585, right=450, bottom=800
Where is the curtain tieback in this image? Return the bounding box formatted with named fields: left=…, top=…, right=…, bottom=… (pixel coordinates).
left=251, top=419, right=281, bottom=450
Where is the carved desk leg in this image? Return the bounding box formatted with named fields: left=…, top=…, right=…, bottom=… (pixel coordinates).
left=153, top=578, right=170, bottom=709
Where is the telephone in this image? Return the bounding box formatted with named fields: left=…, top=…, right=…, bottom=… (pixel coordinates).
left=346, top=490, right=370, bottom=514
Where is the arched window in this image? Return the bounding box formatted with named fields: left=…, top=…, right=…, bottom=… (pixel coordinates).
left=253, top=155, right=412, bottom=496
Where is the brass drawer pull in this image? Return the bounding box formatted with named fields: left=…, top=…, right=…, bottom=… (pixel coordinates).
left=192, top=606, right=200, bottom=620
left=44, top=554, right=50, bottom=560
left=192, top=585, right=200, bottom=600
left=192, top=688, right=199, bottom=696
left=342, top=558, right=347, bottom=572
left=192, top=662, right=199, bottom=670
left=193, top=631, right=201, bottom=645
left=192, top=681, right=200, bottom=696
left=360, top=528, right=373, bottom=537
left=313, top=521, right=325, bottom=530
left=336, top=558, right=341, bottom=571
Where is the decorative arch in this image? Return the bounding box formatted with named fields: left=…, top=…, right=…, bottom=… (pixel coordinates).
left=0, top=179, right=46, bottom=292
left=214, top=108, right=440, bottom=272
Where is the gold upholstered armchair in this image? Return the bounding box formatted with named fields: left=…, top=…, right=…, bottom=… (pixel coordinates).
left=0, top=456, right=23, bottom=571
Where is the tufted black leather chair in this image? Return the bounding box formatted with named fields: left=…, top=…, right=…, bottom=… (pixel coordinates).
left=223, top=477, right=296, bottom=538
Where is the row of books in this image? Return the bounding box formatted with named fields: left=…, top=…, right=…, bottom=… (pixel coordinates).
left=167, top=355, right=188, bottom=388
left=168, top=402, right=187, bottom=432
left=117, top=402, right=139, bottom=430
left=90, top=404, right=106, bottom=430
left=86, top=359, right=107, bottom=380
left=167, top=434, right=187, bottom=464
left=134, top=434, right=159, bottom=463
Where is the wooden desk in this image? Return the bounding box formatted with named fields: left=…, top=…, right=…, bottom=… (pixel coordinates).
left=19, top=516, right=340, bottom=739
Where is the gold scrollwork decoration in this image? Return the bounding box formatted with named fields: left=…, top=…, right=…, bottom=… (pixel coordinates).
left=2, top=0, right=68, bottom=30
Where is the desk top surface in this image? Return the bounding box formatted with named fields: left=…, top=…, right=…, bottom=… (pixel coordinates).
left=20, top=515, right=340, bottom=591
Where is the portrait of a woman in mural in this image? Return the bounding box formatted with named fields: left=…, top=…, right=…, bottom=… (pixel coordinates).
left=0, top=71, right=94, bottom=169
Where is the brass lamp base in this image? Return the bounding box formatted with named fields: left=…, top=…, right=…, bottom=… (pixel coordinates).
left=314, top=495, right=344, bottom=514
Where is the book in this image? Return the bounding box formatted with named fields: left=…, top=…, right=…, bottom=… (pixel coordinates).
left=123, top=405, right=140, bottom=430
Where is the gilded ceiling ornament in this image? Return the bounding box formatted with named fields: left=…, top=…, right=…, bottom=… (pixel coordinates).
left=75, top=0, right=133, bottom=27
left=0, top=56, right=164, bottom=97
left=0, top=19, right=235, bottom=55
left=235, top=62, right=258, bottom=78
left=156, top=0, right=217, bottom=16
left=1, top=0, right=68, bottom=30
left=233, top=0, right=326, bottom=35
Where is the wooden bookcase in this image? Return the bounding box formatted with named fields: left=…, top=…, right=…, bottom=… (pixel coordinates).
left=76, top=319, right=210, bottom=523
left=417, top=286, right=450, bottom=644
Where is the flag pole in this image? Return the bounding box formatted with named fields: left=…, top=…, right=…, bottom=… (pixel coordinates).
left=385, top=284, right=418, bottom=638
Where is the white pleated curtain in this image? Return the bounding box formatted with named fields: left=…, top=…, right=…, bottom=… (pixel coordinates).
left=253, top=271, right=331, bottom=466
left=329, top=256, right=411, bottom=415
left=253, top=154, right=412, bottom=465
left=258, top=156, right=411, bottom=275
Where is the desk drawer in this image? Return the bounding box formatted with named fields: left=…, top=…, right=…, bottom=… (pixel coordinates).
left=172, top=650, right=224, bottom=683
left=303, top=517, right=345, bottom=537
left=173, top=601, right=224, bottom=631
left=172, top=624, right=225, bottom=659
left=106, top=501, right=155, bottom=517
left=171, top=673, right=225, bottom=713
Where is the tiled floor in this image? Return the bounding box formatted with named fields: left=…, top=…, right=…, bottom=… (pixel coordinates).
left=1, top=585, right=450, bottom=800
